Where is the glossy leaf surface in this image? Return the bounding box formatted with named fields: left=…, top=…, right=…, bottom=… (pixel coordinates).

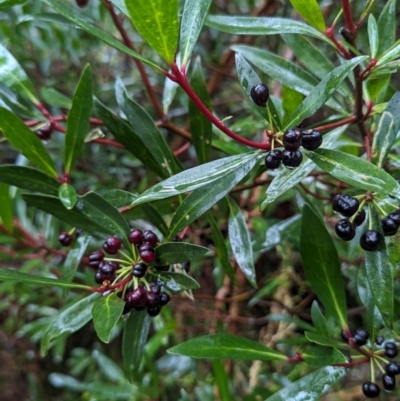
left=157, top=271, right=200, bottom=293
left=154, top=242, right=209, bottom=265
left=168, top=333, right=286, bottom=360
left=311, top=301, right=329, bottom=337
left=377, top=0, right=396, bottom=55
left=289, top=0, right=325, bottom=31
left=368, top=14, right=379, bottom=58
left=302, top=347, right=347, bottom=367
left=300, top=204, right=347, bottom=328
left=58, top=183, right=77, bottom=210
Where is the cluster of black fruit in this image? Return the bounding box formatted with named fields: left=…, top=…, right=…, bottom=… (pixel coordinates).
left=341, top=330, right=400, bottom=397
left=264, top=127, right=323, bottom=170
left=334, top=194, right=400, bottom=251
left=128, top=228, right=158, bottom=263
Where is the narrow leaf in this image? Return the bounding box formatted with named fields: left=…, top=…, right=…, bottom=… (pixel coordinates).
left=305, top=331, right=347, bottom=349
left=368, top=14, right=379, bottom=59
left=228, top=197, right=256, bottom=288
left=0, top=183, right=13, bottom=231
left=92, top=293, right=125, bottom=343
left=58, top=183, right=78, bottom=210
left=300, top=204, right=347, bottom=327
left=302, top=347, right=347, bottom=367
left=311, top=301, right=329, bottom=337
left=0, top=107, right=57, bottom=177
left=154, top=242, right=209, bottom=265
left=377, top=0, right=396, bottom=55
left=157, top=271, right=200, bottom=292
left=289, top=0, right=325, bottom=31
left=64, top=65, right=93, bottom=174
left=168, top=334, right=286, bottom=361
left=180, top=0, right=212, bottom=66
left=124, top=0, right=179, bottom=63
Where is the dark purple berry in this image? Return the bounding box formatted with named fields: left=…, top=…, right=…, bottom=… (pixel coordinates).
left=142, top=230, right=158, bottom=247
left=149, top=281, right=161, bottom=295
left=76, top=0, right=89, bottom=7
left=95, top=271, right=103, bottom=284
left=335, top=219, right=356, bottom=241
left=360, top=230, right=381, bottom=251
left=376, top=336, right=384, bottom=346
left=282, top=150, right=302, bottom=169
left=88, top=250, right=105, bottom=268
left=147, top=306, right=161, bottom=317
left=388, top=209, right=400, bottom=226
left=264, top=150, right=282, bottom=170
left=159, top=292, right=170, bottom=306
left=385, top=342, right=398, bottom=358
left=99, top=261, right=118, bottom=279
left=382, top=374, right=395, bottom=391
left=250, top=84, right=269, bottom=107
left=353, top=329, right=369, bottom=346
left=340, top=329, right=354, bottom=343
left=35, top=124, right=53, bottom=140
left=282, top=128, right=302, bottom=151
left=125, top=287, right=147, bottom=308
left=58, top=232, right=73, bottom=246
left=146, top=291, right=160, bottom=308
left=362, top=381, right=380, bottom=398
left=103, top=236, right=122, bottom=254
left=132, top=262, right=147, bottom=278
left=386, top=361, right=400, bottom=376
left=140, top=244, right=155, bottom=263
left=301, top=129, right=322, bottom=150
left=381, top=216, right=398, bottom=236
left=129, top=229, right=143, bottom=245
left=332, top=194, right=359, bottom=217
left=353, top=209, right=366, bottom=226
left=182, top=261, right=191, bottom=273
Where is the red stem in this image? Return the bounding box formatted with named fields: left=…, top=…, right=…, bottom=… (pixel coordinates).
left=341, top=0, right=356, bottom=35
left=314, top=116, right=356, bottom=132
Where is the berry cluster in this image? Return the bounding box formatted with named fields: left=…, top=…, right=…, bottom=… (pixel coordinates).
left=333, top=194, right=400, bottom=251
left=264, top=128, right=322, bottom=171
left=87, top=229, right=173, bottom=317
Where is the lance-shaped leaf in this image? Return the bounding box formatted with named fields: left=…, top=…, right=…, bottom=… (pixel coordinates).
left=41, top=293, right=100, bottom=355
left=64, top=65, right=93, bottom=174
left=305, top=331, right=348, bottom=349
left=166, top=153, right=262, bottom=240
left=377, top=0, right=396, bottom=55
left=368, top=14, right=379, bottom=59
left=228, top=197, right=257, bottom=288
left=300, top=204, right=347, bottom=328
left=189, top=57, right=212, bottom=164
left=115, top=80, right=181, bottom=177
left=0, top=184, right=12, bottom=232
left=154, top=242, right=209, bottom=265
left=156, top=271, right=200, bottom=293
left=168, top=333, right=286, bottom=361
left=205, top=16, right=330, bottom=43
left=307, top=148, right=400, bottom=197
left=180, top=0, right=212, bottom=67
left=124, top=0, right=179, bottom=63
left=41, top=0, right=160, bottom=70
left=58, top=183, right=77, bottom=210
left=284, top=57, right=366, bottom=130
left=289, top=0, right=325, bottom=32
left=311, top=301, right=329, bottom=337
left=0, top=43, right=37, bottom=102
left=264, top=366, right=348, bottom=401
left=122, top=310, right=151, bottom=382
left=302, top=347, right=347, bottom=367
left=0, top=0, right=27, bottom=10
left=235, top=53, right=282, bottom=131
left=131, top=151, right=261, bottom=206
left=0, top=107, right=57, bottom=177
left=371, top=91, right=400, bottom=167
left=92, top=293, right=125, bottom=343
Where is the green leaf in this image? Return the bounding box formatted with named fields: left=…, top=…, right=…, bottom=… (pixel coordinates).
left=124, top=0, right=179, bottom=63
left=264, top=367, right=347, bottom=401
left=376, top=41, right=400, bottom=66
left=122, top=310, right=151, bottom=382
left=189, top=57, right=212, bottom=164
left=284, top=57, right=366, bottom=129
left=311, top=301, right=329, bottom=337
left=235, top=53, right=282, bottom=131
left=166, top=154, right=262, bottom=240
left=154, top=242, right=209, bottom=265
left=0, top=43, right=37, bottom=102
left=131, top=151, right=261, bottom=207
left=0, top=268, right=90, bottom=290
left=205, top=16, right=330, bottom=43
left=41, top=293, right=100, bottom=356
left=143, top=204, right=168, bottom=237
left=0, top=184, right=13, bottom=232
left=307, top=148, right=400, bottom=196
left=377, top=0, right=396, bottom=55
left=93, top=99, right=164, bottom=177
left=40, top=87, right=72, bottom=109
left=0, top=107, right=57, bottom=177
left=305, top=331, right=347, bottom=349
left=103, top=189, right=137, bottom=209
left=302, top=347, right=347, bottom=367
left=0, top=0, right=27, bottom=10
left=212, top=359, right=230, bottom=401
left=41, top=0, right=161, bottom=70
left=168, top=333, right=286, bottom=361
left=228, top=197, right=256, bottom=288
left=0, top=165, right=60, bottom=195
left=288, top=0, right=325, bottom=31
left=64, top=65, right=93, bottom=174
left=156, top=271, right=200, bottom=293
left=372, top=91, right=400, bottom=167
left=180, top=0, right=212, bottom=66
left=300, top=204, right=347, bottom=328
left=92, top=293, right=125, bottom=343
left=368, top=14, right=379, bottom=59
left=115, top=80, right=181, bottom=177
left=365, top=207, right=394, bottom=328
left=58, top=183, right=78, bottom=210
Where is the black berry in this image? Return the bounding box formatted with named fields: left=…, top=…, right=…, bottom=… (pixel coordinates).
left=335, top=219, right=356, bottom=241
left=340, top=329, right=355, bottom=343
left=146, top=291, right=160, bottom=308
left=386, top=361, right=400, bottom=376
left=376, top=336, right=385, bottom=346
left=264, top=149, right=282, bottom=170
left=103, top=236, right=122, bottom=254
left=76, top=0, right=89, bottom=7
left=382, top=374, right=396, bottom=391
left=132, top=262, right=147, bottom=278
left=88, top=250, right=104, bottom=268
left=159, top=292, right=170, bottom=306
left=301, top=129, right=322, bottom=150
left=250, top=84, right=269, bottom=107
left=149, top=281, right=161, bottom=295
left=139, top=243, right=155, bottom=263
left=58, top=232, right=73, bottom=246
left=142, top=230, right=158, bottom=247
left=282, top=150, right=302, bottom=169
left=125, top=287, right=147, bottom=308
left=381, top=216, right=399, bottom=236
left=155, top=265, right=170, bottom=271
left=99, top=261, right=118, bottom=280
left=35, top=124, right=53, bottom=140
left=362, top=382, right=380, bottom=398
left=332, top=194, right=359, bottom=217
left=182, top=261, right=191, bottom=273
left=360, top=230, right=381, bottom=251
left=353, top=209, right=366, bottom=226
left=388, top=210, right=400, bottom=226
left=385, top=342, right=398, bottom=358
left=282, top=128, right=302, bottom=151
left=95, top=271, right=103, bottom=284
left=353, top=329, right=369, bottom=346
left=147, top=306, right=161, bottom=317
left=129, top=229, right=143, bottom=245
